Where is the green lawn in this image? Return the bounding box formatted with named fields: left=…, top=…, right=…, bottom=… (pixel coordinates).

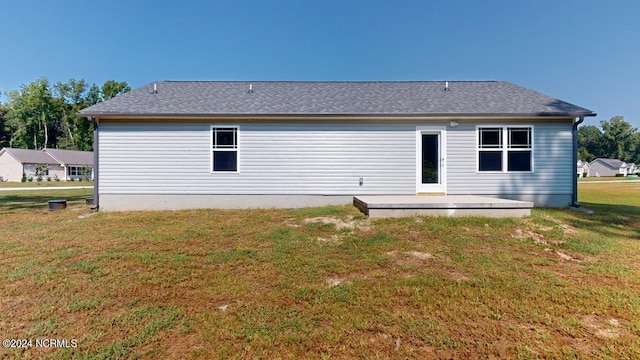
left=1, top=185, right=639, bottom=358
left=0, top=188, right=93, bottom=215
left=578, top=176, right=637, bottom=182
left=0, top=180, right=94, bottom=188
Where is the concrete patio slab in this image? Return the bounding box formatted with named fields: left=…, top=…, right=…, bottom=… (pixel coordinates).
left=353, top=195, right=533, bottom=218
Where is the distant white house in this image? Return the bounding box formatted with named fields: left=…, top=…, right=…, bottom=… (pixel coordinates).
left=577, top=160, right=590, bottom=178
left=588, top=158, right=630, bottom=177
left=0, top=148, right=93, bottom=182
left=44, top=149, right=94, bottom=181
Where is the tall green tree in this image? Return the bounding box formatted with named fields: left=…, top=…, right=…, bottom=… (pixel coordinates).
left=600, top=116, right=637, bottom=162
left=101, top=80, right=131, bottom=100
left=86, top=83, right=102, bottom=105
left=5, top=78, right=62, bottom=149
left=55, top=78, right=93, bottom=150
left=577, top=125, right=603, bottom=162
left=2, top=78, right=131, bottom=151
left=0, top=103, right=9, bottom=148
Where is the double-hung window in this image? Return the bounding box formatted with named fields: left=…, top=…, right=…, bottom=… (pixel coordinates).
left=506, top=127, right=532, bottom=171
left=478, top=126, right=533, bottom=172
left=211, top=126, right=238, bottom=172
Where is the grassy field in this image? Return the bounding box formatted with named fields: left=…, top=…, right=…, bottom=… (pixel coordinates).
left=578, top=176, right=638, bottom=182
left=0, top=188, right=93, bottom=215
left=0, top=181, right=94, bottom=188
left=1, top=185, right=639, bottom=359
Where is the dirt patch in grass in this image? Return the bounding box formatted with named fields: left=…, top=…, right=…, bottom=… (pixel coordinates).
left=583, top=314, right=624, bottom=339
left=316, top=235, right=341, bottom=243
left=512, top=228, right=563, bottom=246
left=383, top=250, right=470, bottom=281
left=325, top=277, right=353, bottom=287
left=295, top=215, right=373, bottom=244
left=303, top=215, right=371, bottom=232
left=386, top=250, right=434, bottom=261
left=440, top=267, right=471, bottom=281
left=405, top=251, right=434, bottom=260
left=554, top=250, right=597, bottom=263
left=385, top=250, right=434, bottom=270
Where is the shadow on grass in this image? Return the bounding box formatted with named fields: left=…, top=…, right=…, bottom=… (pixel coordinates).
left=567, top=202, right=640, bottom=240
left=0, top=189, right=93, bottom=215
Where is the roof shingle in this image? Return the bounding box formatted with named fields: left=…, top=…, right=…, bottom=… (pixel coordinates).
left=0, top=148, right=93, bottom=166
left=78, top=81, right=594, bottom=117
left=592, top=158, right=627, bottom=169
left=1, top=148, right=59, bottom=165
left=45, top=149, right=93, bottom=166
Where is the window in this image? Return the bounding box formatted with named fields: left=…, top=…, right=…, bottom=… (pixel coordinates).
left=478, top=128, right=503, bottom=171
left=478, top=126, right=532, bottom=172
left=68, top=166, right=81, bottom=176
left=507, top=127, right=532, bottom=171
left=211, top=126, right=238, bottom=172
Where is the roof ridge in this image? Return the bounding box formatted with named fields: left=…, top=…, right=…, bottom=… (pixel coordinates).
left=158, top=80, right=502, bottom=84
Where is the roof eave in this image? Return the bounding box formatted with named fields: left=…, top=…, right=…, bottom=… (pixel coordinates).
left=79, top=111, right=596, bottom=120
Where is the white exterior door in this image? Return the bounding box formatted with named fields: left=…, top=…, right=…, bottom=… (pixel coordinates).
left=416, top=126, right=446, bottom=193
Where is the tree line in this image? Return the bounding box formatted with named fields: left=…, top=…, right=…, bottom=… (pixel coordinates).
left=579, top=116, right=640, bottom=164
left=0, top=78, right=130, bottom=151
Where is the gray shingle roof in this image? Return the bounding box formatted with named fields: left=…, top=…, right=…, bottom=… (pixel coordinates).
left=78, top=81, right=594, bottom=118
left=45, top=149, right=93, bottom=166
left=0, top=148, right=93, bottom=166
left=592, top=158, right=627, bottom=169
left=1, top=148, right=60, bottom=165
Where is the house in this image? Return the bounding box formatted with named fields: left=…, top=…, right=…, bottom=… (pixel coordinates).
left=577, top=160, right=590, bottom=178
left=0, top=148, right=93, bottom=181
left=627, top=163, right=638, bottom=175
left=0, top=148, right=62, bottom=181
left=45, top=149, right=95, bottom=181
left=588, top=158, right=631, bottom=177
left=78, top=81, right=595, bottom=211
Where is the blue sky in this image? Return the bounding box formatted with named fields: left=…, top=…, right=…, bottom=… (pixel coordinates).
left=1, top=0, right=638, bottom=127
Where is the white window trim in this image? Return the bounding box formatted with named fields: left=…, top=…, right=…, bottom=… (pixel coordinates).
left=415, top=125, right=447, bottom=193
left=68, top=166, right=81, bottom=176
left=476, top=125, right=534, bottom=173
left=210, top=125, right=240, bottom=174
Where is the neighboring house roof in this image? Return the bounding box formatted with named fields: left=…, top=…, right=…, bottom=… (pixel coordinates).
left=45, top=149, right=93, bottom=166
left=78, top=81, right=595, bottom=118
left=0, top=147, right=59, bottom=165
left=0, top=147, right=93, bottom=166
left=590, top=158, right=627, bottom=169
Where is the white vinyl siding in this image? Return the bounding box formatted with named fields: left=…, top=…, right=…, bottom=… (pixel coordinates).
left=0, top=151, right=24, bottom=181
left=98, top=119, right=574, bottom=202
left=99, top=122, right=416, bottom=195
left=448, top=121, right=572, bottom=196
